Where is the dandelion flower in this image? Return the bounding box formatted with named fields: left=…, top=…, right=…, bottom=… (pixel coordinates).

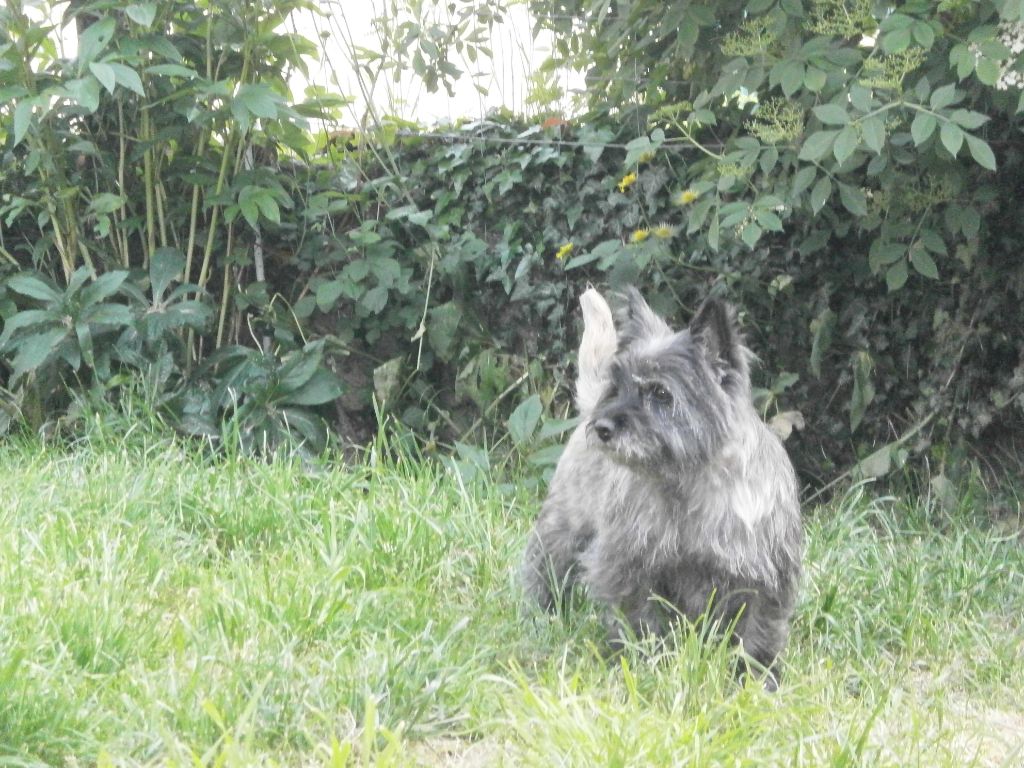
left=554, top=242, right=574, bottom=261
left=630, top=228, right=651, bottom=244
left=618, top=172, right=638, bottom=193
left=675, top=188, right=701, bottom=205
left=653, top=224, right=674, bottom=239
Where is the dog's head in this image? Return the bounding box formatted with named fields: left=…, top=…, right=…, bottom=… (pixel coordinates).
left=587, top=289, right=751, bottom=473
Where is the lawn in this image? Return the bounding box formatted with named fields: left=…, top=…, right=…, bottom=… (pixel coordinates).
left=0, top=435, right=1021, bottom=766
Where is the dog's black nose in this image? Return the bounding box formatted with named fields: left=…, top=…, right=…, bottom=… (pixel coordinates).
left=593, top=418, right=615, bottom=442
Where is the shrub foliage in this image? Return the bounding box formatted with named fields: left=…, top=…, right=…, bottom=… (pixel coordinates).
left=1, top=0, right=1023, bottom=479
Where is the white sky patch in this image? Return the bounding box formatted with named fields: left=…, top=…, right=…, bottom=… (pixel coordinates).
left=41, top=1, right=580, bottom=126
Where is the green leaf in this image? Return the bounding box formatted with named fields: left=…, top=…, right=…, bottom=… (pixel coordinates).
left=838, top=183, right=867, bottom=216
left=810, top=176, right=832, bottom=214
left=975, top=57, right=1000, bottom=86
left=75, top=321, right=94, bottom=369
left=856, top=444, right=893, bottom=479
left=84, top=304, right=133, bottom=327
left=882, top=27, right=912, bottom=53
left=427, top=301, right=462, bottom=362
left=833, top=126, right=858, bottom=165
left=813, top=104, right=849, bottom=125
left=150, top=248, right=185, bottom=301
left=965, top=134, right=997, bottom=171
left=779, top=60, right=805, bottom=97
left=286, top=369, right=343, bottom=406
left=236, top=84, right=279, bottom=119
left=108, top=63, right=145, bottom=96
left=0, top=309, right=55, bottom=350
left=949, top=109, right=989, bottom=130
left=145, top=64, right=199, bottom=79
left=798, top=130, right=838, bottom=161
left=912, top=21, right=935, bottom=49
left=88, top=192, right=124, bottom=215
left=7, top=274, right=60, bottom=303
left=76, top=18, right=116, bottom=68
left=508, top=394, right=543, bottom=447
left=860, top=116, right=885, bottom=154
left=886, top=260, right=909, bottom=291
left=849, top=351, right=875, bottom=431
left=10, top=328, right=68, bottom=383
left=809, top=308, right=836, bottom=379
left=740, top=222, right=763, bottom=249
left=13, top=100, right=33, bottom=147
left=910, top=112, right=936, bottom=145
left=81, top=271, right=128, bottom=305
left=791, top=166, right=816, bottom=197
left=939, top=122, right=964, bottom=157
left=89, top=61, right=116, bottom=94
left=66, top=77, right=101, bottom=113
left=929, top=83, right=957, bottom=110
left=125, top=3, right=157, bottom=27
left=804, top=66, right=827, bottom=92
left=910, top=247, right=939, bottom=279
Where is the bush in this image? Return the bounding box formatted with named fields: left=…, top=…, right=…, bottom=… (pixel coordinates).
left=2, top=0, right=1023, bottom=484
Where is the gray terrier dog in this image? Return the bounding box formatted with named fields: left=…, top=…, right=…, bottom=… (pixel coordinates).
left=521, top=287, right=803, bottom=685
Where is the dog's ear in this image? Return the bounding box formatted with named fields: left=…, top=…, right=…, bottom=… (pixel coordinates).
left=576, top=288, right=617, bottom=413
left=617, top=287, right=671, bottom=348
left=689, top=298, right=746, bottom=378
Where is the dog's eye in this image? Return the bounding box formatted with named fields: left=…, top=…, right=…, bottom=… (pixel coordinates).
left=647, top=384, right=672, bottom=406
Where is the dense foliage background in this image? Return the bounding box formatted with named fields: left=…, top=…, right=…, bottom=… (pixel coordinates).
left=2, top=0, right=1023, bottom=486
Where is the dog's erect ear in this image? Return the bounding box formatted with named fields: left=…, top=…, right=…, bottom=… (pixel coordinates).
left=617, top=287, right=671, bottom=348
left=689, top=298, right=745, bottom=377
left=576, top=288, right=617, bottom=413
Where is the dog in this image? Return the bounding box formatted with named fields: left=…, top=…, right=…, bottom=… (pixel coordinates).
left=521, top=287, right=803, bottom=686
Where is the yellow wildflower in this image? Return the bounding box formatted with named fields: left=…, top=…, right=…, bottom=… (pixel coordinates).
left=675, top=188, right=701, bottom=205
left=637, top=150, right=656, bottom=163
left=653, top=224, right=674, bottom=239
left=630, top=228, right=651, bottom=244
left=618, top=172, right=638, bottom=193
left=554, top=242, right=574, bottom=261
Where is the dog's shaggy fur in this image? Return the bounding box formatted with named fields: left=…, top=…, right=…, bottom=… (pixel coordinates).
left=521, top=288, right=803, bottom=683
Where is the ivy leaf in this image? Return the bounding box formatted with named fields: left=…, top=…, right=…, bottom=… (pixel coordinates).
left=508, top=394, right=543, bottom=447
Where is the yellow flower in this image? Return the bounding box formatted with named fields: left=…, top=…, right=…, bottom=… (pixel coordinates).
left=630, top=228, right=651, bottom=244
left=554, top=242, right=574, bottom=261
left=637, top=150, right=656, bottom=164
left=617, top=172, right=638, bottom=193
left=675, top=188, right=701, bottom=205
left=653, top=224, right=674, bottom=239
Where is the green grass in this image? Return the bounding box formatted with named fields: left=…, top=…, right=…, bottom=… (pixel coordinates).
left=0, top=434, right=1022, bottom=767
